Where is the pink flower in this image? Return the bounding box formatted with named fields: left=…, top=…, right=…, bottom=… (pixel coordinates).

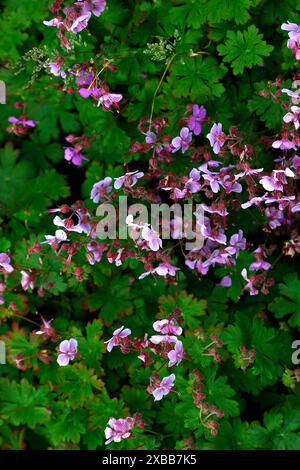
left=171, top=127, right=192, bottom=153
left=152, top=373, right=175, bottom=401
left=36, top=315, right=54, bottom=337
left=114, top=170, right=144, bottom=189
left=149, top=334, right=178, bottom=345
left=188, top=104, right=206, bottom=135
left=281, top=88, right=300, bottom=100
left=241, top=269, right=258, bottom=296
left=53, top=216, right=83, bottom=233
left=105, top=326, right=131, bottom=352
left=21, top=271, right=34, bottom=290
left=89, top=0, right=107, bottom=17
left=64, top=147, right=88, bottom=166
left=220, top=276, right=232, bottom=287
left=141, top=226, right=162, bottom=251
left=249, top=247, right=271, bottom=271
left=90, top=177, right=112, bottom=203
left=104, top=417, right=134, bottom=445
left=283, top=106, right=300, bottom=129
left=0, top=253, right=14, bottom=273
left=272, top=137, right=296, bottom=150
left=42, top=229, right=68, bottom=245
left=153, top=319, right=182, bottom=336
left=48, top=61, right=66, bottom=79
left=206, top=123, right=225, bottom=154
left=168, top=341, right=184, bottom=367
left=97, top=92, right=123, bottom=110
left=226, top=230, right=246, bottom=256
left=57, top=338, right=78, bottom=366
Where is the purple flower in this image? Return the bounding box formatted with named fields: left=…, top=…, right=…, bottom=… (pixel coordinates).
left=188, top=104, right=206, bottom=136
left=105, top=326, right=131, bottom=352
left=8, top=116, right=36, bottom=127
left=272, top=137, right=296, bottom=150
left=90, top=177, right=112, bottom=203
left=0, top=253, right=14, bottom=273
left=265, top=207, right=285, bottom=229
left=152, top=373, right=175, bottom=401
left=145, top=131, right=157, bottom=144
left=57, top=338, right=78, bottom=366
left=168, top=341, right=184, bottom=367
left=171, top=127, right=192, bottom=153
left=114, top=170, right=144, bottom=190
left=206, top=123, right=225, bottom=154
left=220, top=276, right=232, bottom=287
left=226, top=230, right=246, bottom=256
left=249, top=247, right=271, bottom=271
left=89, top=0, right=106, bottom=17
left=104, top=417, right=134, bottom=445
left=185, top=168, right=201, bottom=193
left=64, top=147, right=88, bottom=166
left=86, top=241, right=106, bottom=264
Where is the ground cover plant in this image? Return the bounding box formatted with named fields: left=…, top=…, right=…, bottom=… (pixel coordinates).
left=0, top=0, right=300, bottom=450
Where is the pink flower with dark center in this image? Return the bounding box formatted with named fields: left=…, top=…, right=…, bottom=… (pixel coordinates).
left=104, top=417, right=134, bottom=445
left=57, top=338, right=78, bottom=366
left=171, top=127, right=192, bottom=153
left=105, top=326, right=131, bottom=352
left=36, top=315, right=54, bottom=337
left=42, top=229, right=68, bottom=245
left=114, top=170, right=144, bottom=189
left=0, top=253, right=14, bottom=273
left=53, top=216, right=83, bottom=233
left=90, top=177, right=112, bottom=203
left=97, top=92, right=123, bottom=110
left=206, top=123, right=225, bottom=154
left=188, top=104, right=206, bottom=136
left=152, top=373, right=175, bottom=401
left=168, top=341, right=184, bottom=367
left=21, top=271, right=34, bottom=291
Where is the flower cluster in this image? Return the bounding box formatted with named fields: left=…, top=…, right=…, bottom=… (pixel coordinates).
left=105, top=317, right=184, bottom=403
left=44, top=0, right=106, bottom=49
left=64, top=134, right=90, bottom=166
left=7, top=116, right=36, bottom=136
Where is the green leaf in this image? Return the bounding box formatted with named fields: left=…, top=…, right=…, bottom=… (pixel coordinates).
left=0, top=379, right=51, bottom=428
left=169, top=56, right=227, bottom=101
left=269, top=273, right=300, bottom=327
left=218, top=25, right=273, bottom=74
